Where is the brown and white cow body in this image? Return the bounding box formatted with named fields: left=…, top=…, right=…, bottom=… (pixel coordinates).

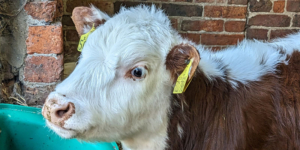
left=42, top=5, right=300, bottom=150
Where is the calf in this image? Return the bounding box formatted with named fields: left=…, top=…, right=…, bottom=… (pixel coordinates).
left=42, top=5, right=300, bottom=150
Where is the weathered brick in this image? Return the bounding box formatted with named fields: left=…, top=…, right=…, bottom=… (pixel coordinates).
left=287, top=1, right=300, bottom=12
left=204, top=6, right=247, bottom=19
left=114, top=2, right=158, bottom=13
left=162, top=4, right=203, bottom=17
left=246, top=29, right=268, bottom=40
left=24, top=55, right=63, bottom=83
left=62, top=15, right=74, bottom=26
left=24, top=1, right=58, bottom=22
left=248, top=15, right=291, bottom=27
left=56, top=0, right=63, bottom=18
left=170, top=18, right=178, bottom=30
left=24, top=85, right=56, bottom=106
left=195, top=0, right=214, bottom=3
left=225, top=21, right=246, bottom=32
left=293, top=15, right=300, bottom=27
left=66, top=0, right=114, bottom=15
left=201, top=34, right=244, bottom=45
left=249, top=0, right=272, bottom=12
left=26, top=25, right=63, bottom=54
left=228, top=0, right=248, bottom=5
left=65, top=30, right=80, bottom=42
left=64, top=44, right=81, bottom=63
left=273, top=1, right=285, bottom=13
left=180, top=33, right=201, bottom=44
left=181, top=20, right=223, bottom=32
left=270, top=29, right=299, bottom=39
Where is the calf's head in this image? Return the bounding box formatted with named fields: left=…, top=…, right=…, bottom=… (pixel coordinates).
left=42, top=5, right=200, bottom=142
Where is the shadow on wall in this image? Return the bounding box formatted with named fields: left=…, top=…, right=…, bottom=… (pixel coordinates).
left=0, top=0, right=28, bottom=105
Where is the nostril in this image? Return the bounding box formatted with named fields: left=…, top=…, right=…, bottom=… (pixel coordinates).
left=56, top=105, right=70, bottom=118
left=55, top=103, right=74, bottom=119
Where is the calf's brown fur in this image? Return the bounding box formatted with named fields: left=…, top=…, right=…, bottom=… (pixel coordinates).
left=166, top=51, right=300, bottom=150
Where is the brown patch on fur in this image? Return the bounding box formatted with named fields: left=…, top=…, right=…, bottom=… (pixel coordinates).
left=166, top=44, right=200, bottom=84
left=166, top=51, right=300, bottom=149
left=71, top=7, right=105, bottom=36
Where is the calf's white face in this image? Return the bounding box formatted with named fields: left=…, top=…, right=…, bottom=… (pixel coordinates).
left=42, top=5, right=199, bottom=144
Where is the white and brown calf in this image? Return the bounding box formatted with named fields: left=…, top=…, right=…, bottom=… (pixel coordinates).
left=42, top=5, right=300, bottom=150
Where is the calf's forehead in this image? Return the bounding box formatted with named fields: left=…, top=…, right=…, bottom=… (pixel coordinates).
left=82, top=19, right=168, bottom=69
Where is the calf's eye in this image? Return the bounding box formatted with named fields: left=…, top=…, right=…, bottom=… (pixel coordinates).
left=132, top=67, right=143, bottom=77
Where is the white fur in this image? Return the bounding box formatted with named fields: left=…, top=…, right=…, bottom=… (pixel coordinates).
left=198, top=33, right=300, bottom=87
left=177, top=124, right=183, bottom=139
left=43, top=5, right=300, bottom=150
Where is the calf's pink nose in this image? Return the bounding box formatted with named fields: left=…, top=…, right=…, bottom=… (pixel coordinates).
left=42, top=99, right=75, bottom=127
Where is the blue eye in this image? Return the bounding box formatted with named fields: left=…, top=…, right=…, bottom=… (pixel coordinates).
left=131, top=68, right=143, bottom=78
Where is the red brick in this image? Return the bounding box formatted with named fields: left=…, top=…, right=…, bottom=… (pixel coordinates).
left=249, top=0, right=272, bottom=12
left=181, top=20, right=224, bottom=32
left=180, top=33, right=201, bottom=44
left=273, top=1, right=285, bottom=13
left=293, top=15, right=300, bottom=27
left=64, top=44, right=81, bottom=63
left=270, top=29, right=299, bottom=39
left=24, top=1, right=57, bottom=22
left=201, top=34, right=244, bottom=45
left=225, top=21, right=246, bottom=32
left=195, top=0, right=214, bottom=3
left=248, top=15, right=291, bottom=27
left=204, top=6, right=247, bottom=19
left=65, top=30, right=80, bottom=42
left=228, top=0, right=248, bottom=5
left=24, top=55, right=63, bottom=83
left=66, top=1, right=114, bottom=15
left=24, top=85, right=56, bottom=105
left=26, top=25, right=63, bottom=54
left=162, top=4, right=203, bottom=17
left=246, top=29, right=268, bottom=40
left=287, top=1, right=300, bottom=12
left=170, top=18, right=178, bottom=30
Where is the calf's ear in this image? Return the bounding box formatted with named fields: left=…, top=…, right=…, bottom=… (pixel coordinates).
left=71, top=5, right=110, bottom=36
left=165, top=44, right=200, bottom=84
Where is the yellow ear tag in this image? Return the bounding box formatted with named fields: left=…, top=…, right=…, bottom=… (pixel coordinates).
left=77, top=24, right=96, bottom=52
left=173, top=59, right=194, bottom=94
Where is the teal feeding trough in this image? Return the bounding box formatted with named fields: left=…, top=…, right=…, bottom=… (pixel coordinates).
left=0, top=103, right=118, bottom=150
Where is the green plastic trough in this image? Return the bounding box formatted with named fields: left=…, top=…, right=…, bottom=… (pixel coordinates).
left=0, top=103, right=118, bottom=150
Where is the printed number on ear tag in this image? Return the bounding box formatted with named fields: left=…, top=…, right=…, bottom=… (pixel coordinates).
left=77, top=25, right=96, bottom=52
left=173, top=59, right=193, bottom=94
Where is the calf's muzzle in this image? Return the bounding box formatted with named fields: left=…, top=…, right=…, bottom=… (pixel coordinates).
left=42, top=98, right=75, bottom=127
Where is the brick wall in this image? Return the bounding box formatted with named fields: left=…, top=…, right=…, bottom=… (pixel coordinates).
left=62, top=0, right=300, bottom=62
left=247, top=0, right=300, bottom=40
left=22, top=0, right=64, bottom=106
